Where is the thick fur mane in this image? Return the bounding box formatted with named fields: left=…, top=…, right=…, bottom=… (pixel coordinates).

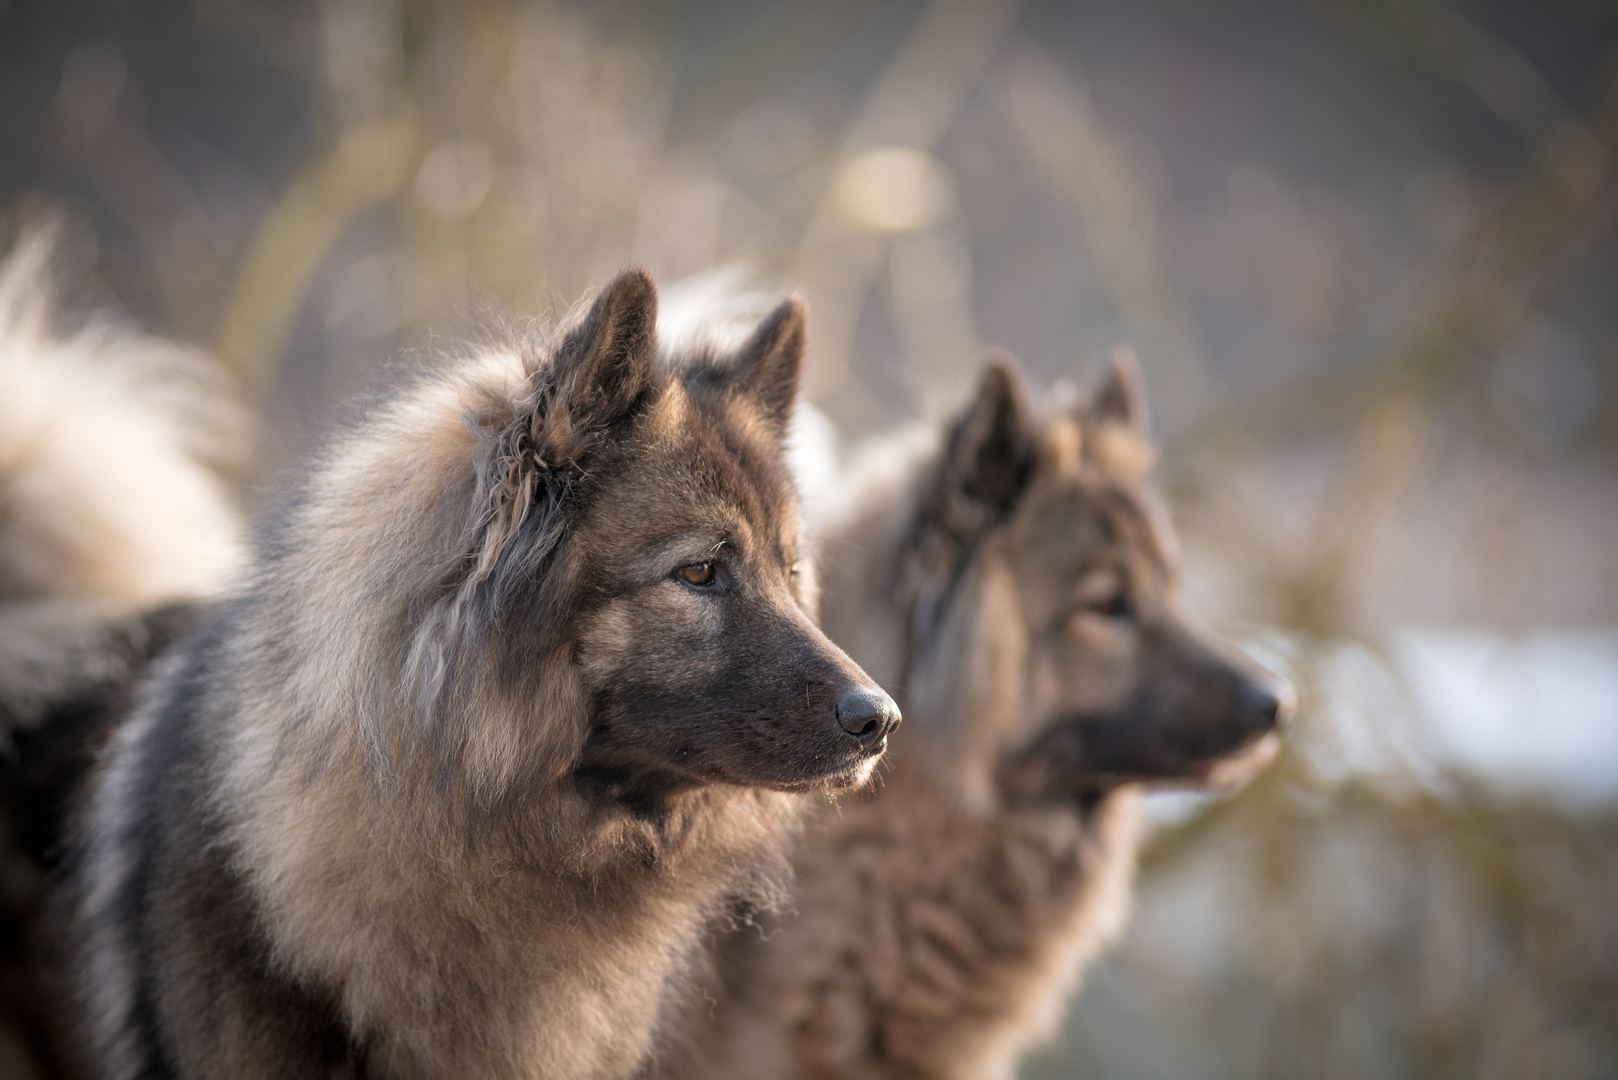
left=230, top=325, right=767, bottom=845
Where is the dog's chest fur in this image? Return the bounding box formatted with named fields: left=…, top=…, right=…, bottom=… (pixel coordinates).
left=694, top=775, right=1140, bottom=1080
left=234, top=765, right=796, bottom=1079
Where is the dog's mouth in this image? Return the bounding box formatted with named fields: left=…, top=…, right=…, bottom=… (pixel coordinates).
left=1000, top=718, right=1284, bottom=802
left=766, top=742, right=885, bottom=794
left=1194, top=730, right=1281, bottom=788
left=819, top=749, right=885, bottom=791
left=669, top=723, right=889, bottom=795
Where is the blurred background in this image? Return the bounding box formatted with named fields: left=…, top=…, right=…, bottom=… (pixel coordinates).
left=2, top=0, right=1616, bottom=1075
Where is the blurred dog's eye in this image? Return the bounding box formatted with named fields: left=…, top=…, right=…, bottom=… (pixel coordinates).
left=677, top=562, right=717, bottom=587
left=1089, top=590, right=1133, bottom=619
left=1071, top=570, right=1133, bottom=622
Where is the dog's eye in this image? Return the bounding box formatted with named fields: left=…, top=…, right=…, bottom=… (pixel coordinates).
left=1072, top=570, right=1133, bottom=622
left=677, top=562, right=717, bottom=587
left=789, top=561, right=801, bottom=578
left=1088, top=590, right=1133, bottom=619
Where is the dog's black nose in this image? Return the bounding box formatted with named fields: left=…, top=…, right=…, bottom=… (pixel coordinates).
left=1242, top=676, right=1296, bottom=733
left=835, top=687, right=901, bottom=750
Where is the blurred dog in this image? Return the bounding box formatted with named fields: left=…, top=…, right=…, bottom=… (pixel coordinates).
left=48, top=270, right=898, bottom=1080
left=677, top=352, right=1291, bottom=1080
left=0, top=225, right=240, bottom=1069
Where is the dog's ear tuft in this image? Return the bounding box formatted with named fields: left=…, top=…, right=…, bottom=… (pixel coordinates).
left=1039, top=416, right=1084, bottom=478
left=1089, top=344, right=1148, bottom=434
left=554, top=267, right=659, bottom=431
left=943, top=353, right=1038, bottom=516
left=733, top=296, right=807, bottom=433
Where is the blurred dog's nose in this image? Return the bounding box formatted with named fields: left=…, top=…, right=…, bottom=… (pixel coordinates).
left=1243, top=676, right=1296, bottom=733
left=835, top=687, right=901, bottom=750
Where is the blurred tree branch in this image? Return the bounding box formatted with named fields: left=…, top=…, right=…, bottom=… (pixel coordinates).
left=792, top=0, right=1020, bottom=424
left=216, top=112, right=418, bottom=410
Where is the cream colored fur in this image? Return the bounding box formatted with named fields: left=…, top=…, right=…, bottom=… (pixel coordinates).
left=0, top=225, right=242, bottom=733
left=0, top=227, right=241, bottom=609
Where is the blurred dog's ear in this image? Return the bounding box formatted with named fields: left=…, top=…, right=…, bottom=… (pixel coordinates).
left=900, top=354, right=1040, bottom=708
left=733, top=296, right=807, bottom=435
left=942, top=353, right=1038, bottom=517
left=1088, top=345, right=1148, bottom=435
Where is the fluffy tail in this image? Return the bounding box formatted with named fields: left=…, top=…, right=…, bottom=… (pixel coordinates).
left=0, top=222, right=245, bottom=736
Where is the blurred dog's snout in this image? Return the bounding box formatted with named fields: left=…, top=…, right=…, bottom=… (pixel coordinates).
left=834, top=686, right=902, bottom=750
left=1243, top=675, right=1296, bottom=733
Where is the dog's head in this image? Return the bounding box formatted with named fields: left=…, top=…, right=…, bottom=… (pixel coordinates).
left=408, top=271, right=897, bottom=810
left=897, top=352, right=1290, bottom=809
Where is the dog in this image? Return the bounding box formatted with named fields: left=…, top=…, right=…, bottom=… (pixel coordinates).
left=675, top=351, right=1292, bottom=1080
left=47, top=269, right=899, bottom=1080
left=0, top=225, right=241, bottom=1072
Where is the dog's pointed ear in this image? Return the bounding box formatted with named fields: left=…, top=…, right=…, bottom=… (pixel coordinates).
left=733, top=296, right=807, bottom=433
left=463, top=269, right=657, bottom=591
left=943, top=353, right=1038, bottom=515
left=554, top=268, right=659, bottom=430
left=1089, top=344, right=1148, bottom=434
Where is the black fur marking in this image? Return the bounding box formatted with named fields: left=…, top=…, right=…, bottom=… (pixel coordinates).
left=94, top=612, right=367, bottom=1077
left=119, top=616, right=223, bottom=1079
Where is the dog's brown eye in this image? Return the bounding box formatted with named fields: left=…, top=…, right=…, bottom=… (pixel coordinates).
left=678, top=562, right=716, bottom=587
